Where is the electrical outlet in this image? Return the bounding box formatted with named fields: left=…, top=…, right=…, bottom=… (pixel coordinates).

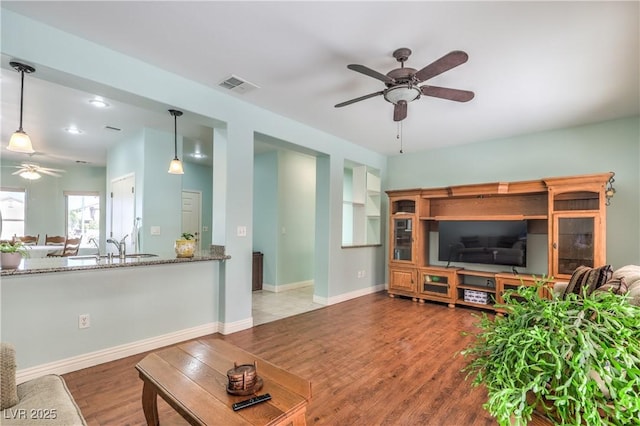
left=78, top=314, right=90, bottom=329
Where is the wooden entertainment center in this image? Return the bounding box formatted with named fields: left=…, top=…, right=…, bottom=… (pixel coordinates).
left=386, top=172, right=613, bottom=312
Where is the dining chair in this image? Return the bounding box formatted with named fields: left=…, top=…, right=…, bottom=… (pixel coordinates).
left=45, top=235, right=66, bottom=245
left=14, top=234, right=39, bottom=245
left=61, top=237, right=82, bottom=256
left=47, top=237, right=82, bottom=257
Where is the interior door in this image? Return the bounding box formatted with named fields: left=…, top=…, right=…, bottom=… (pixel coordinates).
left=110, top=174, right=135, bottom=252
left=182, top=190, right=202, bottom=251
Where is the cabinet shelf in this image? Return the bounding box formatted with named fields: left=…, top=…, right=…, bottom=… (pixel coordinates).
left=428, top=215, right=548, bottom=221
left=455, top=299, right=495, bottom=309
left=456, top=283, right=496, bottom=294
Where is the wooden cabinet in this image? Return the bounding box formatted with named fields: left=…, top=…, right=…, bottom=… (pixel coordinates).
left=455, top=270, right=497, bottom=310
left=388, top=193, right=420, bottom=265
left=386, top=173, right=612, bottom=312
left=545, top=174, right=609, bottom=280
left=389, top=267, right=417, bottom=298
left=417, top=266, right=459, bottom=306
left=495, top=273, right=556, bottom=314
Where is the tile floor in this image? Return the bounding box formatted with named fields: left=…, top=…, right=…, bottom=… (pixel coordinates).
left=252, top=286, right=324, bottom=326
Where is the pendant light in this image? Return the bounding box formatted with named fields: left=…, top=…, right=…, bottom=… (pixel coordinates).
left=168, top=109, right=184, bottom=174
left=8, top=61, right=36, bottom=153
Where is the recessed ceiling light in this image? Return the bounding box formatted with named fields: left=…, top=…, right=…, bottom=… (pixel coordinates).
left=89, top=98, right=109, bottom=108
left=65, top=127, right=83, bottom=135
left=191, top=152, right=207, bottom=159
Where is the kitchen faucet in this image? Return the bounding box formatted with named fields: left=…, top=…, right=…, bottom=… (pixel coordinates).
left=106, top=234, right=128, bottom=259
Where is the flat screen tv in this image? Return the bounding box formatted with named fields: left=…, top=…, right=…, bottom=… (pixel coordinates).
left=438, top=220, right=527, bottom=267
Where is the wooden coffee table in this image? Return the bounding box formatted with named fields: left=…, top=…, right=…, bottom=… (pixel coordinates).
left=136, top=339, right=311, bottom=426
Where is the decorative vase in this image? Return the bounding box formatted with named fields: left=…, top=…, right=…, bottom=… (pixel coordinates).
left=175, top=240, right=196, bottom=258
left=1, top=253, right=23, bottom=270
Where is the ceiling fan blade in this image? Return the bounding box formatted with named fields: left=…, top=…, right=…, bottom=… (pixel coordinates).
left=347, top=64, right=395, bottom=85
left=42, top=167, right=66, bottom=173
left=414, top=50, right=469, bottom=83
left=335, top=91, right=384, bottom=108
left=421, top=85, right=475, bottom=102
left=393, top=100, right=408, bottom=122
left=39, top=170, right=63, bottom=177
left=11, top=169, right=25, bottom=175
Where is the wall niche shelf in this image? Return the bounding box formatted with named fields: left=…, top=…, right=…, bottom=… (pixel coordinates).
left=387, top=172, right=613, bottom=312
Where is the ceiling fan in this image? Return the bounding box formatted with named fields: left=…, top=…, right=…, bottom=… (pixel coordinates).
left=10, top=163, right=66, bottom=180
left=335, top=48, right=475, bottom=122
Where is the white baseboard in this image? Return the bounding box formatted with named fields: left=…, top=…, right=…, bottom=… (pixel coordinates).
left=16, top=322, right=219, bottom=384
left=219, top=317, right=254, bottom=335
left=313, top=284, right=386, bottom=306
left=262, top=280, right=313, bottom=293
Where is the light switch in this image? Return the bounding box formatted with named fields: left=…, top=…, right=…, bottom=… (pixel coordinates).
left=150, top=226, right=161, bottom=236
left=237, top=226, right=247, bottom=237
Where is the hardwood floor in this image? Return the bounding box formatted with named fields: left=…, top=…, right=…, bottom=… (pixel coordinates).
left=63, top=292, right=499, bottom=425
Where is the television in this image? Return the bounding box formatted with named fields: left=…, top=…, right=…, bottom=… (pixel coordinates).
left=438, top=220, right=527, bottom=267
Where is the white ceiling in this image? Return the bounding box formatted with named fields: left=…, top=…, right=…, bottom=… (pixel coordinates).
left=1, top=1, right=638, bottom=165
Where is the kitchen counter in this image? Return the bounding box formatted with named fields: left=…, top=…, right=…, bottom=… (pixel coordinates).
left=0, top=248, right=230, bottom=276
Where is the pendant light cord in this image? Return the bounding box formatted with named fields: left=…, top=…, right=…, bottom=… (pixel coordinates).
left=18, top=69, right=25, bottom=131
left=173, top=113, right=178, bottom=160
left=397, top=121, right=404, bottom=154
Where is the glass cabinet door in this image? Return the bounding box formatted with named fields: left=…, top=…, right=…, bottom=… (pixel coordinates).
left=392, top=217, right=413, bottom=261
left=554, top=214, right=596, bottom=276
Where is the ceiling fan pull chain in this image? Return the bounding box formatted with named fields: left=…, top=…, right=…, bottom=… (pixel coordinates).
left=397, top=121, right=404, bottom=154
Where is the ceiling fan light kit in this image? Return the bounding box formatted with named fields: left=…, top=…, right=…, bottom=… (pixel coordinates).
left=7, top=61, right=36, bottom=154
left=168, top=109, right=185, bottom=175
left=335, top=47, right=474, bottom=123
left=19, top=170, right=42, bottom=180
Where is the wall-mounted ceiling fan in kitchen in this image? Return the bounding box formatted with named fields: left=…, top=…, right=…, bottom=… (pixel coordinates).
left=335, top=48, right=475, bottom=122
left=10, top=163, right=66, bottom=180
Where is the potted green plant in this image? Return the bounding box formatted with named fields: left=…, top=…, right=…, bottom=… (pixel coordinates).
left=460, top=277, right=640, bottom=426
left=0, top=240, right=28, bottom=269
left=174, top=232, right=196, bottom=258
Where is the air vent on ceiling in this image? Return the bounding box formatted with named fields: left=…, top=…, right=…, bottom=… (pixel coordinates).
left=104, top=125, right=121, bottom=131
left=218, top=75, right=259, bottom=94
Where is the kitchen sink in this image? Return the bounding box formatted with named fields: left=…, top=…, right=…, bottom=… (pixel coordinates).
left=125, top=253, right=159, bottom=258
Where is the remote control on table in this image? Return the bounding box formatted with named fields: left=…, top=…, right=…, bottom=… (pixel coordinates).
left=232, top=393, right=272, bottom=411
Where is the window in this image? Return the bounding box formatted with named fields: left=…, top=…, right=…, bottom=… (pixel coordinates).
left=342, top=162, right=381, bottom=246
left=65, top=192, right=100, bottom=247
left=0, top=188, right=26, bottom=240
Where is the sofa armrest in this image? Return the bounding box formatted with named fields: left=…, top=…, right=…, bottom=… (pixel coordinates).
left=1, top=375, right=86, bottom=425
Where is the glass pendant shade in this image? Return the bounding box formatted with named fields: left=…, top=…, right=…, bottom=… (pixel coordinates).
left=384, top=85, right=421, bottom=104
left=168, top=158, right=184, bottom=174
left=8, top=130, right=34, bottom=153
left=167, top=109, right=184, bottom=175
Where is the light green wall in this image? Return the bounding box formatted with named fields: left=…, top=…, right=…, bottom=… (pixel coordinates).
left=253, top=151, right=279, bottom=287
left=2, top=261, right=218, bottom=369
left=0, top=159, right=106, bottom=244
left=277, top=150, right=315, bottom=286
left=182, top=162, right=213, bottom=249
left=142, top=127, right=183, bottom=253
left=387, top=116, right=640, bottom=269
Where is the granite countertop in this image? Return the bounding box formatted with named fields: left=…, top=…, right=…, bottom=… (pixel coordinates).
left=1, top=246, right=230, bottom=277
